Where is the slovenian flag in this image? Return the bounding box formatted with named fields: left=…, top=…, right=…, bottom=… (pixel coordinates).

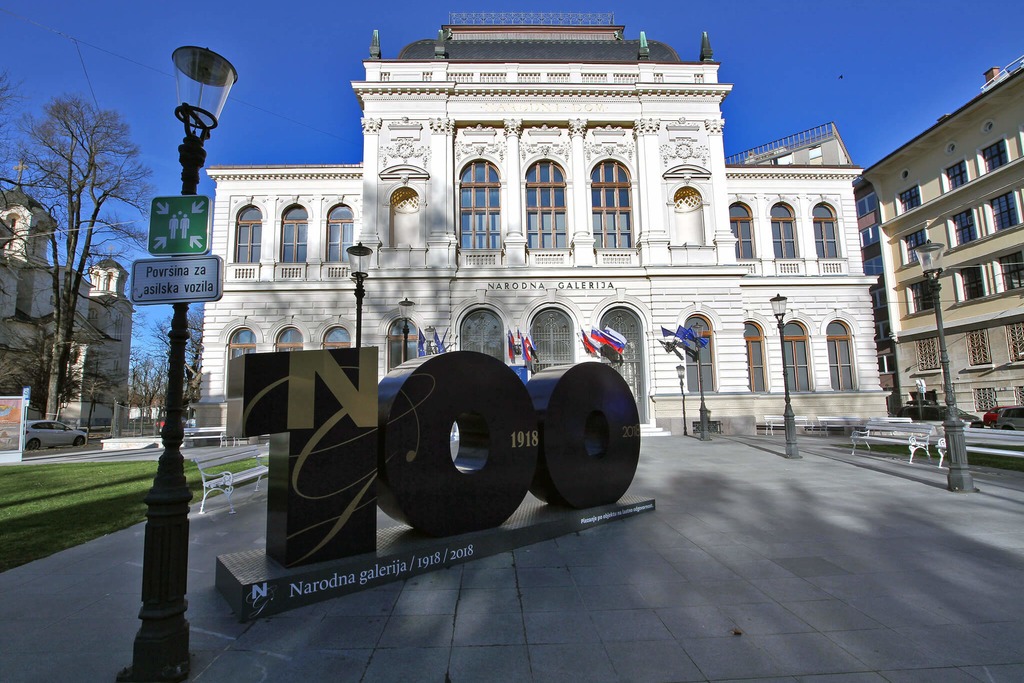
left=580, top=329, right=599, bottom=355
left=591, top=327, right=626, bottom=353
left=507, top=330, right=516, bottom=361
left=523, top=335, right=538, bottom=362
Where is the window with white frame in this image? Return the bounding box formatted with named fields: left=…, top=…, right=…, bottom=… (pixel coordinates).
left=991, top=192, right=1020, bottom=231
left=856, top=193, right=877, bottom=218
left=917, top=338, right=939, bottom=370
left=952, top=209, right=976, bottom=245
left=1007, top=322, right=1024, bottom=362
left=904, top=228, right=927, bottom=264
left=860, top=224, right=879, bottom=247
left=982, top=140, right=1008, bottom=172
left=899, top=186, right=921, bottom=213
left=1000, top=252, right=1024, bottom=291
left=960, top=266, right=985, bottom=300
left=974, top=387, right=998, bottom=412
left=946, top=160, right=968, bottom=189
left=909, top=281, right=933, bottom=313
left=966, top=329, right=991, bottom=365
left=813, top=204, right=839, bottom=258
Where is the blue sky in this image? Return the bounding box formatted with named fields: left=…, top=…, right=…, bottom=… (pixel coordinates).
left=3, top=0, right=1023, bottom=337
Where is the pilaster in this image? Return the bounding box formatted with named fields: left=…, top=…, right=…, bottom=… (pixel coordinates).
left=568, top=119, right=595, bottom=266
left=503, top=118, right=527, bottom=266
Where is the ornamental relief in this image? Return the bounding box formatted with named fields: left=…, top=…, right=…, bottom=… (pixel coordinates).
left=584, top=139, right=634, bottom=162
left=520, top=140, right=570, bottom=161
left=660, top=137, right=709, bottom=166
left=361, top=117, right=382, bottom=134
left=379, top=140, right=431, bottom=168
left=455, top=141, right=506, bottom=162
left=429, top=118, right=455, bottom=135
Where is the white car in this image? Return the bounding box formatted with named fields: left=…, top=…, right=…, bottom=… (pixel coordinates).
left=24, top=420, right=88, bottom=450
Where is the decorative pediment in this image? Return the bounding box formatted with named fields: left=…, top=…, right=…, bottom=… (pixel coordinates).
left=379, top=164, right=430, bottom=182
left=664, top=164, right=712, bottom=181
left=388, top=117, right=423, bottom=140
left=379, top=140, right=431, bottom=168
left=665, top=118, right=701, bottom=138
left=660, top=138, right=709, bottom=167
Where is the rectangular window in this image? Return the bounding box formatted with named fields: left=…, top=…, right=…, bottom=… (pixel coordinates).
left=875, top=319, right=890, bottom=341
left=992, top=192, right=1019, bottom=230
left=966, top=329, right=991, bottom=365
left=815, top=222, right=839, bottom=258
left=910, top=281, right=933, bottom=313
left=918, top=338, right=940, bottom=370
left=871, top=288, right=887, bottom=309
left=856, top=193, right=878, bottom=218
left=1001, top=252, right=1024, bottom=291
left=1007, top=322, right=1024, bottom=362
left=982, top=140, right=1008, bottom=172
left=904, top=228, right=928, bottom=263
left=878, top=354, right=894, bottom=374
left=974, top=387, right=998, bottom=412
left=946, top=160, right=968, bottom=189
left=860, top=224, right=879, bottom=247
left=864, top=256, right=883, bottom=275
left=899, top=186, right=922, bottom=213
left=952, top=210, right=976, bottom=245
left=961, top=266, right=985, bottom=300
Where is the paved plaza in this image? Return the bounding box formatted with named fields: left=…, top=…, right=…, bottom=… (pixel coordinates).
left=3, top=433, right=1024, bottom=682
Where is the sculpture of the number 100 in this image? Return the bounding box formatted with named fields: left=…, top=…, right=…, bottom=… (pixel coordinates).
left=228, top=349, right=641, bottom=568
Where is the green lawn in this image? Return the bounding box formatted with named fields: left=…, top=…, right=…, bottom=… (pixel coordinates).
left=0, top=457, right=262, bottom=572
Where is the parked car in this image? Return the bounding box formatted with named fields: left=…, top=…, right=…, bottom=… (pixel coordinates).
left=983, top=406, right=1013, bottom=427
left=23, top=420, right=88, bottom=450
left=895, top=403, right=982, bottom=427
left=993, top=406, right=1024, bottom=430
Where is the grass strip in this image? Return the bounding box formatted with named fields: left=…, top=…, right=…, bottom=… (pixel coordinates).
left=0, top=457, right=262, bottom=572
left=851, top=443, right=1024, bottom=473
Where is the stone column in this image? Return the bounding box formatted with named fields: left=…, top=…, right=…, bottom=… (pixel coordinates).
left=427, top=118, right=456, bottom=268
left=568, top=118, right=595, bottom=266
left=634, top=118, right=669, bottom=265
left=705, top=118, right=737, bottom=265
left=503, top=118, right=526, bottom=266
left=360, top=117, right=382, bottom=258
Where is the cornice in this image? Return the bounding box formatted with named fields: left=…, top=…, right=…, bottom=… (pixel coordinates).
left=726, top=167, right=861, bottom=182
left=354, top=82, right=729, bottom=100
left=207, top=165, right=363, bottom=182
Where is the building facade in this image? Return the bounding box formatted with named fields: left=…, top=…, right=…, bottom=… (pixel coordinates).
left=0, top=189, right=134, bottom=426
left=860, top=57, right=1024, bottom=416
left=198, top=15, right=885, bottom=433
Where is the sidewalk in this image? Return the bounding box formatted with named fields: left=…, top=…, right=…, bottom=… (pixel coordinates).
left=3, top=434, right=1024, bottom=682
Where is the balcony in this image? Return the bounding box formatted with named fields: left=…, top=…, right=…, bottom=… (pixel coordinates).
left=460, top=250, right=503, bottom=268
left=596, top=249, right=636, bottom=266
left=227, top=263, right=261, bottom=281
left=528, top=249, right=570, bottom=267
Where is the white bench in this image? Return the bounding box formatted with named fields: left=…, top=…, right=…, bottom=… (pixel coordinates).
left=183, top=426, right=226, bottom=448
left=762, top=415, right=810, bottom=435
left=191, top=448, right=268, bottom=514
left=936, top=427, right=1024, bottom=468
left=851, top=419, right=935, bottom=461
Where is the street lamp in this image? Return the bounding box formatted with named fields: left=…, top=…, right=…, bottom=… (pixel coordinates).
left=120, top=46, right=236, bottom=683
left=675, top=364, right=688, bottom=436
left=915, top=241, right=976, bottom=492
left=399, top=297, right=416, bottom=363
left=770, top=294, right=801, bottom=459
left=347, top=242, right=372, bottom=348
left=693, top=346, right=711, bottom=441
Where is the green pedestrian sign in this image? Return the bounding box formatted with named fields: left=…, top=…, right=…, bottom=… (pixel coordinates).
left=148, top=195, right=211, bottom=255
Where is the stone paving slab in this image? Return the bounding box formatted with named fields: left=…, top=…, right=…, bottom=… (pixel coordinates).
left=3, top=434, right=1024, bottom=681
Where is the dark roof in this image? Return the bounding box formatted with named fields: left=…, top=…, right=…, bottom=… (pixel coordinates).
left=396, top=38, right=681, bottom=63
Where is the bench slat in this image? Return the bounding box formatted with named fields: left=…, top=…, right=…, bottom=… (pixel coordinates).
left=191, top=449, right=267, bottom=514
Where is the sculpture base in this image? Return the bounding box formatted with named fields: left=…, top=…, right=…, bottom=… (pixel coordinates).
left=216, top=494, right=655, bottom=621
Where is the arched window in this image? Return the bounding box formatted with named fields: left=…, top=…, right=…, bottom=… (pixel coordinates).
left=275, top=327, right=303, bottom=352
left=683, top=315, right=714, bottom=393
left=530, top=308, right=573, bottom=371
left=600, top=307, right=645, bottom=421
left=323, top=326, right=351, bottom=349
left=460, top=309, right=504, bottom=361
left=460, top=161, right=501, bottom=250
left=591, top=161, right=632, bottom=248
left=730, top=204, right=754, bottom=259
left=744, top=322, right=766, bottom=392
left=813, top=204, right=839, bottom=258
left=525, top=161, right=567, bottom=249
left=235, top=207, right=262, bottom=263
left=783, top=322, right=810, bottom=391
left=389, top=188, right=420, bottom=247
left=771, top=204, right=797, bottom=258
left=827, top=321, right=854, bottom=390
left=326, top=205, right=354, bottom=262
left=281, top=206, right=308, bottom=263
left=388, top=319, right=418, bottom=370
left=229, top=328, right=256, bottom=358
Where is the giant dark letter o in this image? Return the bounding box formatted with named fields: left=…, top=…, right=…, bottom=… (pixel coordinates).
left=377, top=351, right=538, bottom=537
left=528, top=363, right=641, bottom=508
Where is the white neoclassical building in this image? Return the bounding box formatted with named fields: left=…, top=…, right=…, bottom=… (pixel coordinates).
left=197, top=14, right=886, bottom=434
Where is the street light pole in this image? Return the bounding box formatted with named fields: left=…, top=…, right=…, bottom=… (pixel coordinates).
left=120, top=46, right=236, bottom=683
left=690, top=348, right=711, bottom=441
left=915, top=241, right=976, bottom=493
left=675, top=364, right=688, bottom=436
left=399, top=297, right=415, bottom=363
left=771, top=294, right=801, bottom=459
left=347, top=242, right=371, bottom=348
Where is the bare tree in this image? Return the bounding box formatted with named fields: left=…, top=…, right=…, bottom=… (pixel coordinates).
left=154, top=307, right=204, bottom=412
left=128, top=347, right=166, bottom=427
left=14, top=95, right=152, bottom=418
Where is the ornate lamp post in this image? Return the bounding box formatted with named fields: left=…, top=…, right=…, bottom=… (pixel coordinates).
left=770, top=294, right=801, bottom=459
left=119, top=46, right=236, bottom=683
left=399, top=297, right=416, bottom=363
left=347, top=242, right=372, bottom=348
left=675, top=364, right=689, bottom=436
left=693, top=348, right=711, bottom=441
left=915, top=241, right=976, bottom=492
